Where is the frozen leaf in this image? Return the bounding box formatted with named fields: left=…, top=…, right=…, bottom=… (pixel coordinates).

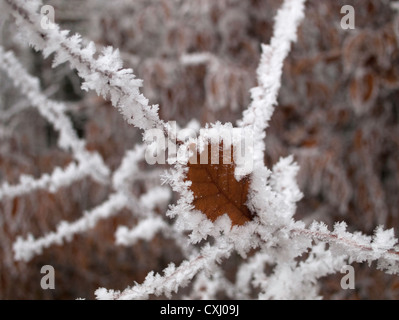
left=185, top=142, right=253, bottom=226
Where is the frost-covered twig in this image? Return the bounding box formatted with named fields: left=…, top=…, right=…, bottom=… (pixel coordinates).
left=186, top=268, right=236, bottom=300
left=234, top=250, right=273, bottom=299
left=0, top=161, right=97, bottom=201
left=115, top=186, right=171, bottom=246
left=238, top=0, right=306, bottom=162
left=95, top=237, right=233, bottom=300
left=111, top=145, right=146, bottom=192
left=4, top=0, right=166, bottom=134
left=0, top=47, right=83, bottom=156
left=115, top=183, right=194, bottom=258
left=11, top=141, right=176, bottom=262
left=12, top=143, right=149, bottom=261
left=234, top=221, right=399, bottom=299
left=13, top=192, right=129, bottom=262
left=115, top=217, right=167, bottom=246
left=180, top=52, right=214, bottom=66
left=257, top=243, right=346, bottom=300
left=0, top=46, right=110, bottom=199
left=291, top=222, right=399, bottom=274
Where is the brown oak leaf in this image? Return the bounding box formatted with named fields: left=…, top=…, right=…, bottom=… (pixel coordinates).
left=185, top=142, right=252, bottom=226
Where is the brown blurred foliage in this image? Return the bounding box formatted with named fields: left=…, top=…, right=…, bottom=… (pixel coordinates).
left=1, top=0, right=399, bottom=299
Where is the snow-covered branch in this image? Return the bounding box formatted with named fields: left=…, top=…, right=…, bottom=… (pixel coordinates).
left=258, top=243, right=346, bottom=299
left=292, top=222, right=399, bottom=274
left=4, top=0, right=165, bottom=133
left=11, top=143, right=149, bottom=261
left=239, top=0, right=306, bottom=162
left=115, top=217, right=167, bottom=246
left=0, top=46, right=110, bottom=199
left=13, top=192, right=129, bottom=262
left=115, top=186, right=171, bottom=246
left=96, top=237, right=233, bottom=300
left=0, top=161, right=96, bottom=201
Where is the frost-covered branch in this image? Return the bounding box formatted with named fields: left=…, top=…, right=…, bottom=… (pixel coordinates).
left=95, top=237, right=233, bottom=300
left=0, top=47, right=84, bottom=157
left=12, top=143, right=150, bottom=261
left=0, top=161, right=96, bottom=201
left=111, top=145, right=146, bottom=192
left=0, top=46, right=110, bottom=199
left=239, top=0, right=306, bottom=162
left=115, top=217, right=167, bottom=246
left=4, top=0, right=166, bottom=134
left=115, top=186, right=171, bottom=246
left=11, top=141, right=176, bottom=262
left=236, top=221, right=399, bottom=299
left=234, top=250, right=273, bottom=299
left=186, top=268, right=236, bottom=300
left=180, top=52, right=214, bottom=66
left=258, top=243, right=346, bottom=300
left=13, top=192, right=129, bottom=262
left=292, top=222, right=399, bottom=274
left=115, top=183, right=194, bottom=258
